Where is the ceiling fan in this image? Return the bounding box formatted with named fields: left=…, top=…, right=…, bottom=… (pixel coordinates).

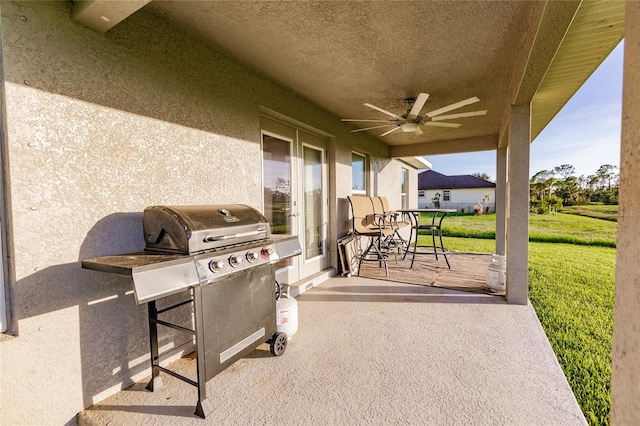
left=341, top=93, right=487, bottom=136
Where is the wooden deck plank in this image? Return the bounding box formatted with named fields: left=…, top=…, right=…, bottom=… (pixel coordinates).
left=357, top=251, right=501, bottom=295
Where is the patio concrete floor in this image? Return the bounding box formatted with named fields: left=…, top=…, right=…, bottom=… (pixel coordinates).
left=78, top=275, right=587, bottom=425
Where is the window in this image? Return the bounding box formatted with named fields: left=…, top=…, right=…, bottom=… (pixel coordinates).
left=401, top=168, right=408, bottom=209
left=352, top=152, right=367, bottom=194
left=443, top=189, right=451, bottom=202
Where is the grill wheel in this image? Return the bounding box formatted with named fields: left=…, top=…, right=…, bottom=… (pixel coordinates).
left=269, top=332, right=288, bottom=356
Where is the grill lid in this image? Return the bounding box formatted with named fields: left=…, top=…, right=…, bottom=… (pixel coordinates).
left=144, top=205, right=270, bottom=254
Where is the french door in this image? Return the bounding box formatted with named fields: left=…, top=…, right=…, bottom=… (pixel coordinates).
left=261, top=117, right=329, bottom=284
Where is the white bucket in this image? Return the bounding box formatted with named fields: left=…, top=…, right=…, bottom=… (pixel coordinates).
left=486, top=254, right=506, bottom=293
left=276, top=295, right=298, bottom=340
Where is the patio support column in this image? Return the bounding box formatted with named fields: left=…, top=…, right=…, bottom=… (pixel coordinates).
left=495, top=147, right=507, bottom=255
left=506, top=105, right=530, bottom=305
left=611, top=2, right=640, bottom=424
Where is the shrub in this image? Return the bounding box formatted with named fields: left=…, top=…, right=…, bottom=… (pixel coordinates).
left=530, top=196, right=562, bottom=214
left=432, top=192, right=441, bottom=209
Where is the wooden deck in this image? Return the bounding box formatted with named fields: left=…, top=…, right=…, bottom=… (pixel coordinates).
left=357, top=250, right=501, bottom=295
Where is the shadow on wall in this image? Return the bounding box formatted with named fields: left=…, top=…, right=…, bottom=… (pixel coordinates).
left=338, top=197, right=352, bottom=236
left=14, top=212, right=193, bottom=412
left=79, top=212, right=145, bottom=259
left=4, top=1, right=304, bottom=144
left=370, top=157, right=393, bottom=194
left=16, top=212, right=143, bottom=322
left=79, top=213, right=193, bottom=409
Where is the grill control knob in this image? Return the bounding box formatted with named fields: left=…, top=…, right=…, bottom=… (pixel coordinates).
left=229, top=255, right=243, bottom=268
left=246, top=251, right=260, bottom=263
left=261, top=247, right=274, bottom=259
left=208, top=259, right=225, bottom=272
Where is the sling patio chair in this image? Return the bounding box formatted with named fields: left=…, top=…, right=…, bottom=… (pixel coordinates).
left=373, top=196, right=409, bottom=255
left=347, top=195, right=394, bottom=276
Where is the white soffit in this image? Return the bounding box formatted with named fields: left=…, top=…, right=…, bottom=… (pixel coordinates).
left=531, top=0, right=624, bottom=140
left=72, top=0, right=151, bottom=33
left=398, top=157, right=432, bottom=170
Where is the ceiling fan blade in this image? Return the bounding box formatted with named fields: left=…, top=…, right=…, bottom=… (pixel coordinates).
left=425, top=122, right=462, bottom=128
left=425, top=97, right=480, bottom=118
left=341, top=119, right=396, bottom=123
left=380, top=126, right=401, bottom=137
left=364, top=103, right=404, bottom=120
left=431, top=110, right=488, bottom=121
left=351, top=124, right=396, bottom=133
left=414, top=126, right=424, bottom=136
left=408, top=93, right=429, bottom=117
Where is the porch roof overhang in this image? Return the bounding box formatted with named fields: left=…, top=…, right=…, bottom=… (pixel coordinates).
left=73, top=0, right=624, bottom=158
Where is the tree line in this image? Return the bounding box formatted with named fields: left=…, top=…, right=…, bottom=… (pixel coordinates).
left=530, top=164, right=618, bottom=213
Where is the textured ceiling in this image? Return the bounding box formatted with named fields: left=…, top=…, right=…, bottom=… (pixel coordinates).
left=77, top=0, right=624, bottom=153
left=147, top=0, right=536, bottom=147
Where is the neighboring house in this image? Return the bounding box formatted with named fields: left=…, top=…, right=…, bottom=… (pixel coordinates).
left=418, top=170, right=495, bottom=212
left=0, top=2, right=637, bottom=425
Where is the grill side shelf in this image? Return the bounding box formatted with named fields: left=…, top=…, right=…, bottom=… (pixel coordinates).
left=81, top=253, right=200, bottom=304
left=82, top=252, right=192, bottom=275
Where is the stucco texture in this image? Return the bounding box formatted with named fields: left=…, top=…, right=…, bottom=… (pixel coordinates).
left=611, top=2, right=640, bottom=424
left=0, top=1, right=408, bottom=424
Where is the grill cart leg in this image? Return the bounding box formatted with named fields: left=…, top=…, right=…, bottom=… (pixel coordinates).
left=193, top=286, right=214, bottom=419
left=145, top=301, right=163, bottom=391
left=144, top=293, right=213, bottom=418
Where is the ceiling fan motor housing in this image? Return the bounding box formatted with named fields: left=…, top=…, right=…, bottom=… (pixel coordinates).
left=341, top=92, right=486, bottom=136
left=401, top=122, right=419, bottom=132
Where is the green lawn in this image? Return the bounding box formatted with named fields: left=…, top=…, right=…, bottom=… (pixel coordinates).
left=561, top=205, right=619, bottom=222
left=415, top=214, right=616, bottom=425
left=528, top=242, right=614, bottom=426
left=420, top=212, right=617, bottom=247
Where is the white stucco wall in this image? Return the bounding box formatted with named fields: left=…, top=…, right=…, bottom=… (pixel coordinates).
left=418, top=188, right=495, bottom=212
left=0, top=2, right=416, bottom=424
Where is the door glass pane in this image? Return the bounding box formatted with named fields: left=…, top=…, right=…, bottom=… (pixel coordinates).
left=401, top=168, right=408, bottom=209
left=303, top=146, right=323, bottom=258
left=263, top=135, right=292, bottom=235
left=352, top=152, right=366, bottom=194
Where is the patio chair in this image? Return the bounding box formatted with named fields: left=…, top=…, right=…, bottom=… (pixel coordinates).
left=347, top=195, right=393, bottom=276
left=373, top=196, right=409, bottom=255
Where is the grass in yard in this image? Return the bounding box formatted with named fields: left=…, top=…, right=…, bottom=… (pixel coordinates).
left=561, top=205, right=619, bottom=222
left=528, top=242, right=614, bottom=426
left=420, top=212, right=617, bottom=247
left=429, top=235, right=614, bottom=425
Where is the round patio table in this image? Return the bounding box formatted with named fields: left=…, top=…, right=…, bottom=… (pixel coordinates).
left=398, top=209, right=456, bottom=269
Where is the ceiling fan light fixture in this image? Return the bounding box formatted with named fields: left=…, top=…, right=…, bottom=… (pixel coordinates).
left=344, top=92, right=485, bottom=137
left=401, top=122, right=419, bottom=132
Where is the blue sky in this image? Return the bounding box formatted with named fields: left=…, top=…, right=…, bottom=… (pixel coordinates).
left=424, top=41, right=624, bottom=181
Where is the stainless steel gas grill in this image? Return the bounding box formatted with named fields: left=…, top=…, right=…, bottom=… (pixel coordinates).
left=82, top=205, right=302, bottom=419
left=143, top=205, right=270, bottom=254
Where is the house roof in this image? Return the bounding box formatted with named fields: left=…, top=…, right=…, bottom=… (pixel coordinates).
left=418, top=170, right=496, bottom=190
left=74, top=1, right=623, bottom=157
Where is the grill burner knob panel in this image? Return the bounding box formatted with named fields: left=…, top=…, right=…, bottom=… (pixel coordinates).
left=208, top=259, right=225, bottom=272
left=246, top=252, right=259, bottom=263
left=261, top=247, right=274, bottom=259
left=229, top=255, right=243, bottom=268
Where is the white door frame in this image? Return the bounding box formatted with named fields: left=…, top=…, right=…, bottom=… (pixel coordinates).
left=261, top=116, right=329, bottom=284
